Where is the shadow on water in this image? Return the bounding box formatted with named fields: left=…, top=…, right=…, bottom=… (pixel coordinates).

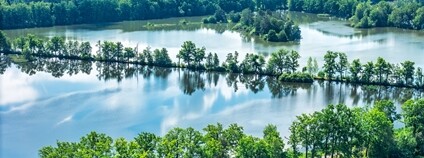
left=2, top=55, right=423, bottom=104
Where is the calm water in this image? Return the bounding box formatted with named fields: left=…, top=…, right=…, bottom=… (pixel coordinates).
left=1, top=12, right=424, bottom=157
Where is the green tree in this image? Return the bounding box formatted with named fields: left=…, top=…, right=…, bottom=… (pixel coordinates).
left=287, top=50, right=300, bottom=73
left=134, top=132, right=159, bottom=155
left=323, top=51, right=338, bottom=80
left=362, top=108, right=394, bottom=157
left=178, top=41, right=196, bottom=67
left=374, top=100, right=400, bottom=122
left=336, top=52, right=348, bottom=80
left=267, top=49, right=289, bottom=75
left=401, top=61, right=415, bottom=85
left=402, top=99, right=424, bottom=155
left=362, top=61, right=375, bottom=83
left=263, top=124, right=286, bottom=158
left=0, top=31, right=11, bottom=51
left=349, top=59, right=362, bottom=82
left=153, top=48, right=172, bottom=66
left=123, top=47, right=135, bottom=62
left=79, top=132, right=114, bottom=157
left=413, top=7, right=424, bottom=29
left=375, top=57, right=392, bottom=84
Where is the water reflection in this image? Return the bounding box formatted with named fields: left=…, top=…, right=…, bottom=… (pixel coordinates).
left=3, top=55, right=423, bottom=103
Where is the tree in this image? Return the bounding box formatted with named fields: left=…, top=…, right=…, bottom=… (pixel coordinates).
left=205, top=52, right=214, bottom=69
left=79, top=41, right=92, bottom=59
left=236, top=135, right=257, bottom=157
left=224, top=123, right=244, bottom=154
left=267, top=49, right=289, bottom=75
left=362, top=61, right=375, bottom=83
left=178, top=41, right=196, bottom=67
left=415, top=67, right=423, bottom=87
left=402, top=99, right=424, bottom=155
left=401, top=61, right=415, bottom=85
left=263, top=124, right=286, bottom=158
left=0, top=31, right=11, bottom=51
left=305, top=57, right=318, bottom=75
left=375, top=57, right=392, bottom=84
left=413, top=7, right=424, bottom=29
left=349, top=59, right=362, bottom=82
left=362, top=108, right=394, bottom=157
left=374, top=100, right=400, bottom=123
left=336, top=52, right=348, bottom=80
left=123, top=47, right=135, bottom=62
left=143, top=46, right=153, bottom=64
left=79, top=132, right=113, bottom=157
left=48, top=36, right=65, bottom=56
left=223, top=52, right=239, bottom=72
left=134, top=132, right=159, bottom=155
left=287, top=50, right=300, bottom=73
left=394, top=128, right=417, bottom=158
left=213, top=53, right=220, bottom=69
left=193, top=47, right=206, bottom=68
left=153, top=48, right=172, bottom=66
left=323, top=51, right=338, bottom=80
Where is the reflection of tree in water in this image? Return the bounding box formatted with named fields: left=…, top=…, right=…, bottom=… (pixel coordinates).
left=96, top=63, right=173, bottom=82
left=0, top=54, right=11, bottom=74
left=206, top=72, right=220, bottom=87
left=239, top=74, right=265, bottom=94
left=11, top=57, right=93, bottom=77
left=226, top=73, right=239, bottom=92
left=179, top=70, right=205, bottom=95
left=267, top=77, right=313, bottom=98
left=5, top=57, right=424, bottom=101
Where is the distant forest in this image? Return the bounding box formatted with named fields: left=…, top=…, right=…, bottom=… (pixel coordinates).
left=1, top=0, right=423, bottom=30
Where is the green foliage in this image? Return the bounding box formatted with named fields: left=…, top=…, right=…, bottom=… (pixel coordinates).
left=5, top=33, right=424, bottom=89
left=39, top=99, right=424, bottom=158
left=323, top=51, right=338, bottom=80
left=0, top=31, right=11, bottom=51
left=240, top=53, right=266, bottom=73
left=153, top=48, right=172, bottom=67
left=279, top=72, right=313, bottom=83
left=233, top=9, right=302, bottom=42
left=350, top=1, right=424, bottom=29
left=402, top=98, right=424, bottom=155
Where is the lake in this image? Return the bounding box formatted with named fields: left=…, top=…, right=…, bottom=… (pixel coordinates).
left=1, top=12, right=424, bottom=157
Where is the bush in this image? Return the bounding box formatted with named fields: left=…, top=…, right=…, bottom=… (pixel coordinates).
left=278, top=72, right=314, bottom=83
left=203, top=16, right=217, bottom=24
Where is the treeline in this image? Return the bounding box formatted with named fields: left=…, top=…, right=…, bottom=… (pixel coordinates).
left=289, top=99, right=424, bottom=157
left=204, top=9, right=301, bottom=42
left=38, top=99, right=424, bottom=157
left=0, top=0, right=283, bottom=29
left=318, top=51, right=424, bottom=88
left=286, top=0, right=424, bottom=30
left=350, top=1, right=424, bottom=29
left=40, top=123, right=287, bottom=157
left=1, top=32, right=423, bottom=89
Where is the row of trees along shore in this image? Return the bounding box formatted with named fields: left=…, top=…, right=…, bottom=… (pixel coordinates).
left=1, top=32, right=423, bottom=89
left=39, top=99, right=424, bottom=157
left=1, top=0, right=423, bottom=30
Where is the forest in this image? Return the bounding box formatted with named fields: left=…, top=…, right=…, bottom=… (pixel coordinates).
left=38, top=99, right=424, bottom=158
left=1, top=31, right=423, bottom=89
left=1, top=0, right=423, bottom=30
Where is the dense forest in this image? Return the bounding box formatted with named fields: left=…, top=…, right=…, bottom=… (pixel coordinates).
left=1, top=0, right=423, bottom=30
left=38, top=99, right=424, bottom=157
left=0, top=0, right=282, bottom=29
left=1, top=31, right=423, bottom=89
